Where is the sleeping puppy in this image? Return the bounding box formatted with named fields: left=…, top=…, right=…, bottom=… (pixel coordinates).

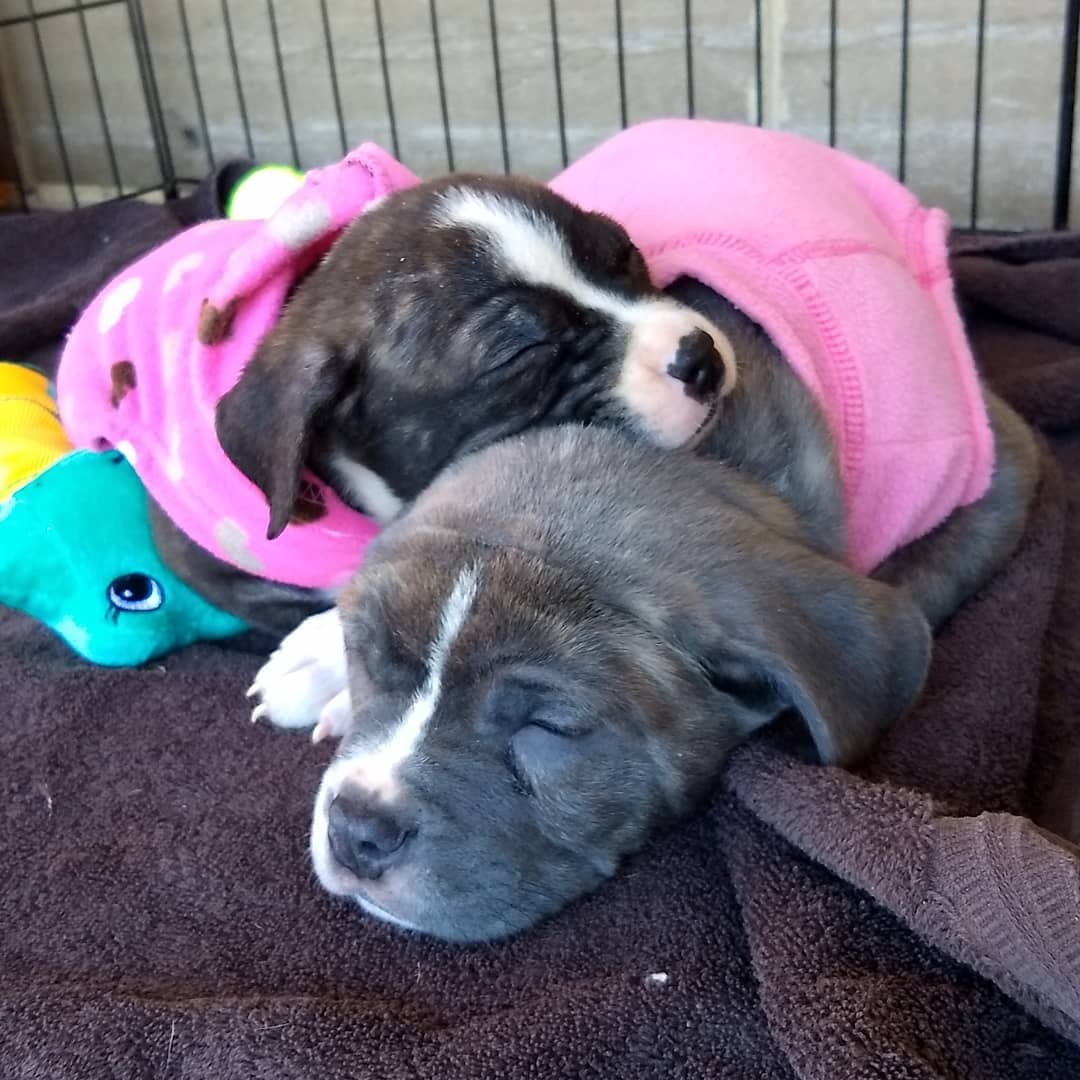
left=56, top=123, right=1035, bottom=938
left=295, top=423, right=934, bottom=941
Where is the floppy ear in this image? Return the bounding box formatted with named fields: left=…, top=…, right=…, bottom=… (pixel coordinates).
left=679, top=554, right=932, bottom=767
left=215, top=339, right=352, bottom=540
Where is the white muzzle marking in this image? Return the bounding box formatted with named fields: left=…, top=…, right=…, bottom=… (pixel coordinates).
left=311, top=564, right=482, bottom=894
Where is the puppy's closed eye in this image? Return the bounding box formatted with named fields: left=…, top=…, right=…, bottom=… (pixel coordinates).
left=508, top=721, right=591, bottom=795
left=486, top=676, right=596, bottom=796
left=477, top=343, right=560, bottom=386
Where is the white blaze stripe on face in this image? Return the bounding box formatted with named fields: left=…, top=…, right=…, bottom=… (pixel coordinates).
left=343, top=564, right=481, bottom=800
left=435, top=188, right=638, bottom=321
left=434, top=188, right=737, bottom=393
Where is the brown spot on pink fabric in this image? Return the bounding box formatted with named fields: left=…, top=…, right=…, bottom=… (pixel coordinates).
left=109, top=361, right=137, bottom=407
left=197, top=297, right=239, bottom=345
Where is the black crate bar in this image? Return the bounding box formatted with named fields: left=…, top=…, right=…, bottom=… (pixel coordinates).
left=970, top=0, right=987, bottom=228
left=685, top=0, right=694, bottom=118
left=753, top=0, right=763, bottom=126
left=124, top=0, right=176, bottom=200
left=1055, top=0, right=1080, bottom=229
left=428, top=0, right=454, bottom=170
left=318, top=0, right=347, bottom=156
left=548, top=0, right=568, bottom=168
left=219, top=0, right=254, bottom=160
left=25, top=0, right=78, bottom=206
left=828, top=0, right=837, bottom=146
left=487, top=0, right=509, bottom=173
left=76, top=0, right=122, bottom=194
left=0, top=78, right=29, bottom=210
left=372, top=0, right=400, bottom=160
left=265, top=0, right=299, bottom=168
left=614, top=0, right=627, bottom=129
left=177, top=0, right=215, bottom=169
left=898, top=0, right=911, bottom=183
left=0, top=0, right=118, bottom=29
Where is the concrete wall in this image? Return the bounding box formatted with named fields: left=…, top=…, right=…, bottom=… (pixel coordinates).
left=1, top=0, right=1076, bottom=226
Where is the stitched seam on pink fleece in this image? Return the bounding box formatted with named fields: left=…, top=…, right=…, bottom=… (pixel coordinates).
left=905, top=206, right=952, bottom=289
left=781, top=260, right=867, bottom=534
left=775, top=234, right=953, bottom=289
left=769, top=237, right=880, bottom=265
left=919, top=207, right=996, bottom=505
left=347, top=148, right=383, bottom=186
left=905, top=203, right=934, bottom=282
left=870, top=432, right=978, bottom=449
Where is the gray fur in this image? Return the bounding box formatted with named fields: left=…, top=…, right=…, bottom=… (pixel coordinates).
left=323, top=425, right=932, bottom=941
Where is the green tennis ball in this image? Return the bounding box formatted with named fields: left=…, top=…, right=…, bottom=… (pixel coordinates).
left=226, top=164, right=305, bottom=221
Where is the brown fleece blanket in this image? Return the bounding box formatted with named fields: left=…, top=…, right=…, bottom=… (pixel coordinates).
left=2, top=205, right=1080, bottom=1077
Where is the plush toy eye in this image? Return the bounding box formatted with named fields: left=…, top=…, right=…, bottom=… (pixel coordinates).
left=108, top=574, right=164, bottom=613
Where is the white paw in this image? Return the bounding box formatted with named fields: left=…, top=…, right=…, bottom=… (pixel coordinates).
left=247, top=609, right=352, bottom=737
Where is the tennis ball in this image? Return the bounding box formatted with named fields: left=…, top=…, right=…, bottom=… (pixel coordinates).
left=226, top=164, right=305, bottom=221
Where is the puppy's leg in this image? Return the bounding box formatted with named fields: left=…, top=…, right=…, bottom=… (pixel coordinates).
left=874, top=391, right=1039, bottom=630
left=248, top=608, right=352, bottom=738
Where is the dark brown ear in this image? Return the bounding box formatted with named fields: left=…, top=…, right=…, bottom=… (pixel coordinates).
left=215, top=338, right=350, bottom=540
left=680, top=548, right=932, bottom=767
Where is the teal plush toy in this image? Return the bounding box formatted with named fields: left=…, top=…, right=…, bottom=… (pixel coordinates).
left=0, top=362, right=247, bottom=666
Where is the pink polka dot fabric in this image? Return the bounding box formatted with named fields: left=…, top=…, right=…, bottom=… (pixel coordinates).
left=57, top=144, right=419, bottom=590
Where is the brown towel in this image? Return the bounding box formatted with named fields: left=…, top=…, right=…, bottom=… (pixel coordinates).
left=1, top=225, right=1079, bottom=1079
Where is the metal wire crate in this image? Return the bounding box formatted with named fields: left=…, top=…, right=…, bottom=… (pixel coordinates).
left=1, top=0, right=1077, bottom=230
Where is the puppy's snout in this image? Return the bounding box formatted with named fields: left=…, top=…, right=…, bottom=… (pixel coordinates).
left=667, top=329, right=723, bottom=402
left=327, top=787, right=413, bottom=880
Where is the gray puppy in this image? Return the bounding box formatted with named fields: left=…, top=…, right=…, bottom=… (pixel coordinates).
left=300, top=423, right=933, bottom=942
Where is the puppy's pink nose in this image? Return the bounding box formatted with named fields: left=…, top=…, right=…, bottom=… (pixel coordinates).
left=666, top=329, right=723, bottom=401
left=327, top=788, right=413, bottom=879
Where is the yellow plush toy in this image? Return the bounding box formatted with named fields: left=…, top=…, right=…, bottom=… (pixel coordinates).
left=0, top=365, right=71, bottom=501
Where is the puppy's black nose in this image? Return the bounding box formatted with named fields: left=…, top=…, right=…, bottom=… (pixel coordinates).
left=327, top=789, right=413, bottom=879
left=667, top=329, right=722, bottom=401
